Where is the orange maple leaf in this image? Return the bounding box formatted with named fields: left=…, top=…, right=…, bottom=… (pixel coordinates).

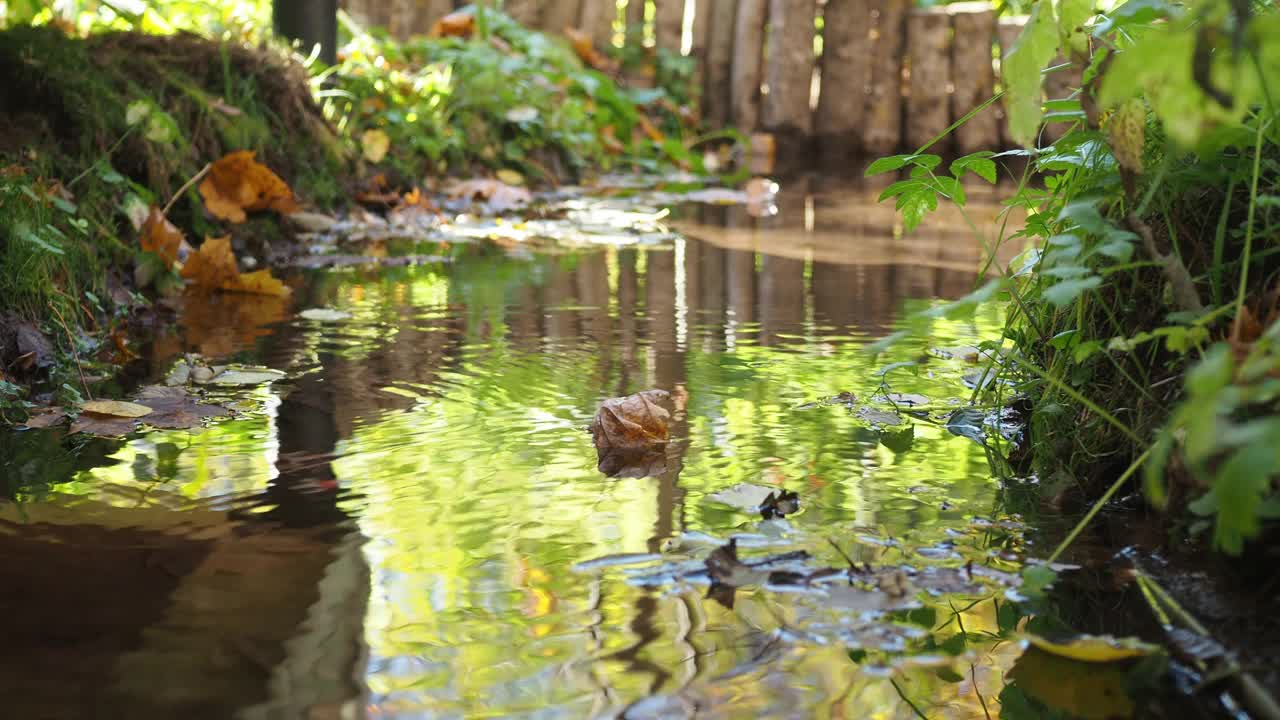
left=198, top=151, right=299, bottom=224
left=429, top=11, right=474, bottom=38
left=139, top=207, right=189, bottom=269
left=181, top=236, right=290, bottom=297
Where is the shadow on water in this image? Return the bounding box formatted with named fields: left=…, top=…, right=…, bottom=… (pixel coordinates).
left=0, top=178, right=1060, bottom=718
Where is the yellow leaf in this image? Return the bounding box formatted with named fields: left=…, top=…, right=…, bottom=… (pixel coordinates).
left=1023, top=633, right=1159, bottom=663
left=198, top=150, right=298, bottom=224
left=361, top=129, right=390, bottom=164
left=429, top=10, right=474, bottom=38
left=495, top=168, right=524, bottom=186
left=181, top=236, right=240, bottom=289
left=228, top=269, right=290, bottom=297
left=1009, top=647, right=1136, bottom=719
left=81, top=399, right=153, bottom=418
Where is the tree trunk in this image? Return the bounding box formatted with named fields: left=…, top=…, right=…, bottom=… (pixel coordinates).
left=905, top=7, right=951, bottom=151
left=762, top=0, right=817, bottom=168
left=626, top=0, right=646, bottom=49
left=504, top=0, right=542, bottom=27
left=814, top=0, right=872, bottom=166
left=275, top=0, right=338, bottom=64
left=703, top=0, right=738, bottom=128
left=731, top=0, right=768, bottom=132
left=950, top=2, right=999, bottom=155
left=863, top=0, right=908, bottom=154
left=543, top=0, right=582, bottom=34
left=580, top=0, right=617, bottom=49
left=655, top=0, right=685, bottom=54
left=690, top=0, right=715, bottom=112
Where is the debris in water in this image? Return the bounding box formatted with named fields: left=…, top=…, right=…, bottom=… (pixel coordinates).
left=70, top=385, right=229, bottom=436
left=589, top=389, right=672, bottom=451
left=760, top=489, right=800, bottom=520
left=298, top=307, right=353, bottom=322
left=595, top=446, right=668, bottom=478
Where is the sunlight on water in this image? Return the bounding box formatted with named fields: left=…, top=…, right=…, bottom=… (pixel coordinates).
left=1, top=184, right=1043, bottom=719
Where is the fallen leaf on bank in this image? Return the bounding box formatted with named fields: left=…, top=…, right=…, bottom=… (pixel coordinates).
left=139, top=207, right=190, bottom=269
left=181, top=236, right=290, bottom=297
left=564, top=27, right=615, bottom=72
left=19, top=407, right=67, bottom=429
left=361, top=128, right=390, bottom=163
left=495, top=168, right=524, bottom=186
left=1024, top=633, right=1160, bottom=663
left=448, top=178, right=532, bottom=213
left=590, top=389, right=672, bottom=450
left=429, top=10, right=474, bottom=38
left=81, top=399, right=153, bottom=418
left=199, top=150, right=298, bottom=223
left=636, top=115, right=665, bottom=143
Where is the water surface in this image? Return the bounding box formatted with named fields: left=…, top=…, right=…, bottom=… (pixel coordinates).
left=1, top=181, right=1036, bottom=719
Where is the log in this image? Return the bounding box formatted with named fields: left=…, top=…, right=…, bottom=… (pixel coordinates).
left=655, top=0, right=685, bottom=54
left=814, top=0, right=873, bottom=166
left=949, top=2, right=999, bottom=155
left=690, top=0, right=715, bottom=113
left=543, top=0, right=583, bottom=34
left=863, top=0, right=909, bottom=154
left=996, top=15, right=1028, bottom=148
left=762, top=0, right=818, bottom=168
left=504, top=0, right=542, bottom=28
left=905, top=7, right=951, bottom=151
left=626, top=0, right=646, bottom=49
left=703, top=0, right=738, bottom=128
left=580, top=0, right=617, bottom=49
left=731, top=0, right=768, bottom=132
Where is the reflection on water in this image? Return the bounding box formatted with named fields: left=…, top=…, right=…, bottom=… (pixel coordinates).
left=0, top=182, right=1036, bottom=718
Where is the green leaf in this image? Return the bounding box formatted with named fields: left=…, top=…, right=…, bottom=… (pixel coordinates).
left=950, top=153, right=997, bottom=184
left=1058, top=201, right=1107, bottom=234
left=898, top=186, right=938, bottom=232
left=933, top=175, right=966, bottom=206
left=1056, top=0, right=1093, bottom=59
left=879, top=179, right=922, bottom=201
left=1144, top=430, right=1173, bottom=509
left=1004, top=2, right=1062, bottom=147
left=1199, top=443, right=1280, bottom=554
left=1043, top=276, right=1101, bottom=306
left=865, top=154, right=913, bottom=176
left=1021, top=565, right=1058, bottom=598
left=15, top=223, right=65, bottom=256
left=1093, top=0, right=1181, bottom=37
left=1185, top=344, right=1233, bottom=397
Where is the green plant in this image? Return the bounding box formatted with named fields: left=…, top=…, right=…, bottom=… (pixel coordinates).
left=871, top=0, right=1280, bottom=554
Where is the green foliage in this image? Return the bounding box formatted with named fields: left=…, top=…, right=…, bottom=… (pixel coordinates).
left=866, top=151, right=997, bottom=232
left=873, top=0, right=1280, bottom=555
left=328, top=9, right=699, bottom=180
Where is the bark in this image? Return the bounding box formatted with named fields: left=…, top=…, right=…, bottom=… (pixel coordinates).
left=814, top=0, right=872, bottom=165
left=762, top=0, right=817, bottom=167
left=690, top=0, right=715, bottom=113
left=730, top=0, right=768, bottom=132
left=543, top=0, right=583, bottom=34
left=655, top=0, right=686, bottom=54
left=950, top=2, right=999, bottom=154
left=863, top=0, right=908, bottom=154
left=905, top=7, right=951, bottom=151
left=580, top=0, right=617, bottom=49
left=703, top=0, right=738, bottom=128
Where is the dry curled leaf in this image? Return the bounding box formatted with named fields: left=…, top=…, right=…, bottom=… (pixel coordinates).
left=564, top=27, right=616, bottom=72
left=589, top=389, right=672, bottom=450
left=198, top=150, right=298, bottom=223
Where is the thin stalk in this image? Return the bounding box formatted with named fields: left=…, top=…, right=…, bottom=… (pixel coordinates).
left=1048, top=445, right=1151, bottom=562
left=1211, top=175, right=1238, bottom=305
left=1006, top=352, right=1146, bottom=447
left=890, top=678, right=931, bottom=720
left=913, top=91, right=1005, bottom=156
left=1231, top=117, right=1269, bottom=338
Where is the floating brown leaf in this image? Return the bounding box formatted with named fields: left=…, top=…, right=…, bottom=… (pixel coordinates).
left=181, top=236, right=290, bottom=297
left=70, top=385, right=229, bottom=436
left=81, top=399, right=153, bottom=418
left=198, top=150, right=298, bottom=223
left=19, top=407, right=67, bottom=429
left=589, top=389, right=672, bottom=450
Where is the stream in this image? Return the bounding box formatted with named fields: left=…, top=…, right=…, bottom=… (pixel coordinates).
left=0, top=180, right=1068, bottom=719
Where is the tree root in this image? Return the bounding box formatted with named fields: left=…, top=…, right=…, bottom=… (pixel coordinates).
left=1126, top=212, right=1205, bottom=314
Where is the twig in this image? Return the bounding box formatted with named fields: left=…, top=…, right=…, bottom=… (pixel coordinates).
left=163, top=162, right=211, bottom=217
left=47, top=301, right=92, bottom=401
left=1126, top=212, right=1205, bottom=315
left=1135, top=569, right=1280, bottom=720
left=890, top=678, right=931, bottom=720
left=971, top=664, right=992, bottom=720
